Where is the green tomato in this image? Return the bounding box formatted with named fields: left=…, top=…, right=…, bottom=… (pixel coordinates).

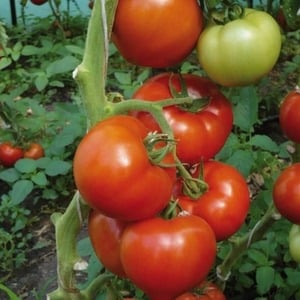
left=196, top=8, right=282, bottom=87
left=289, top=224, right=300, bottom=263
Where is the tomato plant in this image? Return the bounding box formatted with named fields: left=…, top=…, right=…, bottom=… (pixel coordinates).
left=0, top=142, right=24, bottom=167
left=131, top=73, right=233, bottom=165
left=273, top=163, right=300, bottom=224
left=24, top=143, right=44, bottom=160
left=178, top=161, right=250, bottom=241
left=279, top=89, right=300, bottom=143
left=88, top=210, right=127, bottom=277
left=289, top=224, right=300, bottom=263
left=112, top=0, right=203, bottom=68
left=73, top=115, right=175, bottom=221
left=120, top=215, right=216, bottom=300
left=197, top=8, right=282, bottom=86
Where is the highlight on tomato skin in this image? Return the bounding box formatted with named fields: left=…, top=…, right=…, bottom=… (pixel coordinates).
left=112, top=0, right=204, bottom=68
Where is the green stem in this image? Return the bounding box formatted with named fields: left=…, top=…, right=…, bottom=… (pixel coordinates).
left=47, top=192, right=90, bottom=300
left=81, top=274, right=114, bottom=299
left=74, top=0, right=117, bottom=127
left=216, top=204, right=279, bottom=287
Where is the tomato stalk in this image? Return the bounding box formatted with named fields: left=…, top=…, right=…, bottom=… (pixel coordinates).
left=215, top=203, right=279, bottom=288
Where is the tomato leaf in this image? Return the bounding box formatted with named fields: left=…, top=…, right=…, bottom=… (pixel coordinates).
left=11, top=179, right=34, bottom=205
left=225, top=149, right=254, bottom=177
left=282, top=0, right=300, bottom=30
left=0, top=168, right=20, bottom=183
left=249, top=134, right=279, bottom=153
left=44, top=160, right=71, bottom=176
left=14, top=159, right=37, bottom=173
left=256, top=266, right=275, bottom=295
left=31, top=171, right=48, bottom=186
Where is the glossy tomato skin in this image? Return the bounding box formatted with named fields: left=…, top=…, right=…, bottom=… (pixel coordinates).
left=112, top=0, right=203, bottom=68
left=30, top=0, right=48, bottom=5
left=0, top=142, right=24, bottom=167
left=178, top=161, right=250, bottom=241
left=197, top=9, right=282, bottom=86
left=88, top=210, right=127, bottom=277
left=120, top=215, right=216, bottom=300
left=273, top=163, right=300, bottom=224
left=279, top=90, right=300, bottom=143
left=73, top=115, right=174, bottom=221
left=132, top=73, right=233, bottom=165
left=24, top=143, right=44, bottom=160
left=176, top=281, right=226, bottom=300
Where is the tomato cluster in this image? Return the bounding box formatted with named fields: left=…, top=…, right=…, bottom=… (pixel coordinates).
left=273, top=89, right=300, bottom=263
left=0, top=142, right=44, bottom=167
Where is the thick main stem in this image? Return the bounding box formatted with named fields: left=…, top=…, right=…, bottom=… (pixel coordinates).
left=216, top=204, right=279, bottom=287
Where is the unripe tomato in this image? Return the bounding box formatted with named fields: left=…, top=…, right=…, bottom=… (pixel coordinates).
left=197, top=8, right=282, bottom=86
left=279, top=89, right=300, bottom=143
left=112, top=0, right=204, bottom=68
left=289, top=224, right=300, bottom=263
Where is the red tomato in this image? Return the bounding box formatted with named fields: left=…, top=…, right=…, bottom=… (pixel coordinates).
left=24, top=143, right=44, bottom=160
left=112, top=0, right=203, bottom=68
left=0, top=142, right=24, bottom=167
left=273, top=163, right=300, bottom=224
left=88, top=210, right=127, bottom=277
left=131, top=73, right=233, bottom=165
left=30, top=0, right=48, bottom=5
left=178, top=161, right=250, bottom=241
left=120, top=215, right=216, bottom=300
left=176, top=281, right=226, bottom=300
left=73, top=115, right=175, bottom=221
left=279, top=89, right=300, bottom=143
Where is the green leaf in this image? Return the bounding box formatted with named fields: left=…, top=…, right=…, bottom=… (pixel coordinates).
left=0, top=283, right=20, bottom=300
left=21, top=45, right=41, bottom=56
left=0, top=168, right=20, bottom=183
left=256, top=266, right=275, bottom=295
left=65, top=45, right=84, bottom=56
left=226, top=149, right=254, bottom=178
left=248, top=249, right=269, bottom=265
left=77, top=237, right=93, bottom=257
left=0, top=57, right=12, bottom=70
left=34, top=72, right=49, bottom=91
left=114, top=72, right=132, bottom=85
left=31, top=172, right=48, bottom=186
left=233, top=86, right=259, bottom=132
left=215, top=133, right=240, bottom=161
left=282, top=0, right=300, bottom=30
left=44, top=160, right=71, bottom=176
left=249, top=134, right=279, bottom=153
left=46, top=56, right=80, bottom=76
left=14, top=159, right=37, bottom=173
left=11, top=180, right=34, bottom=205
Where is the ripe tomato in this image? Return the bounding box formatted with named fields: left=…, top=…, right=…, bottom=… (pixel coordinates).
left=30, top=0, right=48, bottom=5
left=24, top=143, right=44, bottom=160
left=197, top=9, right=282, bottom=86
left=178, top=161, right=250, bottom=241
left=120, top=215, right=216, bottom=300
left=88, top=210, right=127, bottom=277
left=73, top=115, right=175, bottom=221
left=289, top=224, right=300, bottom=263
left=273, top=163, right=300, bottom=224
left=131, top=73, right=233, bottom=165
left=0, top=142, right=24, bottom=167
left=176, top=281, right=226, bottom=300
left=112, top=0, right=203, bottom=68
left=279, top=89, right=300, bottom=143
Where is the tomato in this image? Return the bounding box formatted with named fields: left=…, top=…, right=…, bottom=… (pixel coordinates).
left=289, top=224, right=300, bottom=263
left=120, top=215, right=216, bottom=300
left=176, top=281, right=226, bottom=300
left=178, top=161, right=250, bottom=241
left=0, top=142, right=24, bottom=167
left=112, top=0, right=203, bottom=68
left=30, top=0, right=48, bottom=5
left=24, top=143, right=44, bottom=160
left=273, top=163, right=300, bottom=224
left=88, top=210, right=127, bottom=277
left=279, top=89, right=300, bottom=143
left=196, top=8, right=282, bottom=86
left=73, top=115, right=175, bottom=221
left=131, top=73, right=233, bottom=165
